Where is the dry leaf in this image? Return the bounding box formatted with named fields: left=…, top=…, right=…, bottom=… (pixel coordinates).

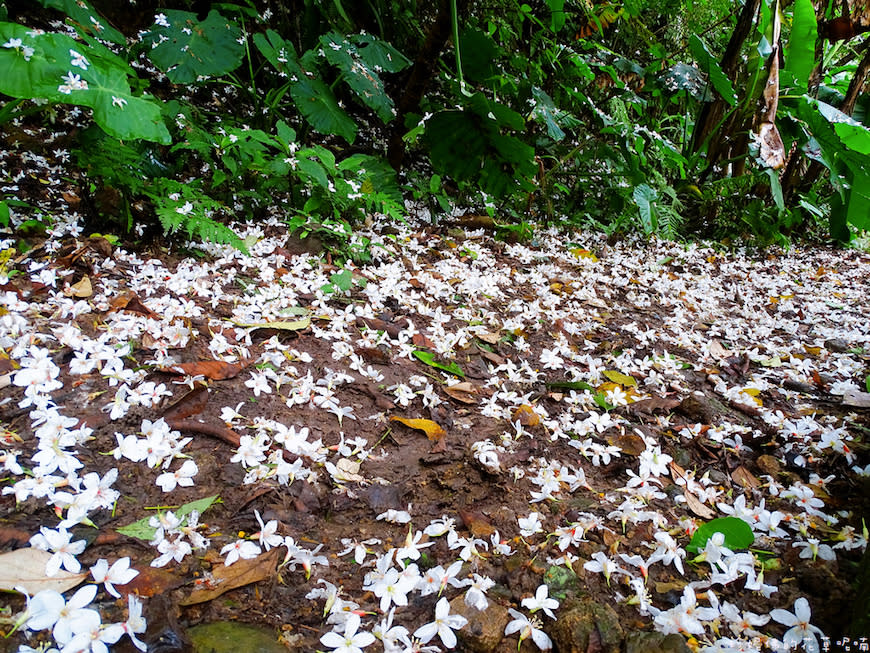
left=231, top=318, right=311, bottom=331
left=109, top=291, right=159, bottom=319
left=606, top=432, right=646, bottom=456
left=476, top=347, right=505, bottom=366
left=412, top=333, right=437, bottom=349
left=731, top=465, right=759, bottom=489
left=160, top=360, right=245, bottom=381
left=444, top=382, right=478, bottom=404
left=118, top=565, right=183, bottom=598
left=843, top=389, right=870, bottom=408
left=163, top=385, right=208, bottom=421
left=708, top=339, right=731, bottom=361
left=64, top=275, right=92, bottom=298
left=684, top=491, right=716, bottom=519
left=390, top=417, right=446, bottom=441
left=458, top=509, right=496, bottom=537
left=180, top=548, right=281, bottom=606
left=512, top=404, right=540, bottom=427
left=476, top=332, right=500, bottom=345
left=0, top=548, right=87, bottom=595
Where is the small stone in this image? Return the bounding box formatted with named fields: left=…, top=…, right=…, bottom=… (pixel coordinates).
left=449, top=596, right=510, bottom=653
left=547, top=597, right=623, bottom=653
left=824, top=338, right=850, bottom=353
left=625, top=631, right=691, bottom=653
left=756, top=454, right=782, bottom=477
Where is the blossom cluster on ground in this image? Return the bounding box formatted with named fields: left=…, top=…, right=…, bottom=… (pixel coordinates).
left=1, top=127, right=869, bottom=652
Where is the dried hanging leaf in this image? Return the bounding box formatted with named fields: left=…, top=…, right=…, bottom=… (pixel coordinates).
left=163, top=384, right=209, bottom=421
left=0, top=548, right=87, bottom=594
left=602, top=370, right=637, bottom=387
left=444, top=382, right=478, bottom=404
left=180, top=548, right=281, bottom=606
left=231, top=317, right=311, bottom=331
left=731, top=465, right=760, bottom=489
left=512, top=404, right=541, bottom=427
left=160, top=361, right=244, bottom=381
left=684, top=491, right=716, bottom=519
left=64, top=275, right=92, bottom=298
left=389, top=417, right=446, bottom=441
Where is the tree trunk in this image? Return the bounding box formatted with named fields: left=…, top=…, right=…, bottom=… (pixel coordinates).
left=387, top=0, right=470, bottom=171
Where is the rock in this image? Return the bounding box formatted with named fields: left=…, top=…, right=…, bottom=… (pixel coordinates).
left=546, top=597, right=623, bottom=653
left=678, top=394, right=717, bottom=423
left=756, top=454, right=782, bottom=477
left=824, top=338, right=850, bottom=353
left=188, top=622, right=287, bottom=653
left=449, top=596, right=510, bottom=653
left=625, top=631, right=691, bottom=653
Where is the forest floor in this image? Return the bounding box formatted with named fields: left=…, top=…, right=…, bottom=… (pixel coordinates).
left=1, top=129, right=870, bottom=653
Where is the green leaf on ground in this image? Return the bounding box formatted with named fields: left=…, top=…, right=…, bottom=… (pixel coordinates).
left=413, top=350, right=465, bottom=378
left=118, top=495, right=220, bottom=541
left=686, top=516, right=755, bottom=554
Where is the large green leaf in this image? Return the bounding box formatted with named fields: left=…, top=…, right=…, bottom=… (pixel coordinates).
left=530, top=86, right=567, bottom=141
left=785, top=0, right=817, bottom=92
left=0, top=23, right=169, bottom=143
left=289, top=77, right=357, bottom=143
left=253, top=29, right=303, bottom=79
left=38, top=0, right=125, bottom=44
left=633, top=183, right=658, bottom=234
left=143, top=10, right=245, bottom=84
left=688, top=34, right=737, bottom=106
left=319, top=32, right=395, bottom=123
left=686, top=517, right=755, bottom=554
left=348, top=33, right=411, bottom=73
left=459, top=28, right=500, bottom=82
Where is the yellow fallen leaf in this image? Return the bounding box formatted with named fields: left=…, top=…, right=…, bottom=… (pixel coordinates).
left=570, top=248, right=598, bottom=261
left=389, top=417, right=446, bottom=441
left=512, top=404, right=540, bottom=427
left=602, top=370, right=637, bottom=387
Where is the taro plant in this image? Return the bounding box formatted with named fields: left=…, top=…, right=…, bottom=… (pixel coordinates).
left=0, top=21, right=169, bottom=143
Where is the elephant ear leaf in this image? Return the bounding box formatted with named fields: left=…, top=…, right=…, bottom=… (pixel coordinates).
left=689, top=34, right=737, bottom=106
left=289, top=77, right=358, bottom=144
left=143, top=10, right=245, bottom=84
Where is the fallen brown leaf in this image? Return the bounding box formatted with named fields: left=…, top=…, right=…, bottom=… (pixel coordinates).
left=163, top=384, right=209, bottom=420
left=444, top=382, right=478, bottom=404
left=160, top=360, right=245, bottom=381
left=181, top=548, right=282, bottom=606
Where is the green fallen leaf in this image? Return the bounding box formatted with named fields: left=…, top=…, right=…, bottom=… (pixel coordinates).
left=118, top=495, right=220, bottom=541
left=545, top=381, right=595, bottom=392
left=686, top=516, right=754, bottom=554
left=602, top=370, right=638, bottom=387
left=231, top=317, right=310, bottom=331
left=413, top=350, right=465, bottom=378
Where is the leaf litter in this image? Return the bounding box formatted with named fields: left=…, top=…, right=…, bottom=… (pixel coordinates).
left=0, top=185, right=868, bottom=651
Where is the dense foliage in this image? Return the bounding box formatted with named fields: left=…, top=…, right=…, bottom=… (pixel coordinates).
left=1, top=0, right=870, bottom=251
